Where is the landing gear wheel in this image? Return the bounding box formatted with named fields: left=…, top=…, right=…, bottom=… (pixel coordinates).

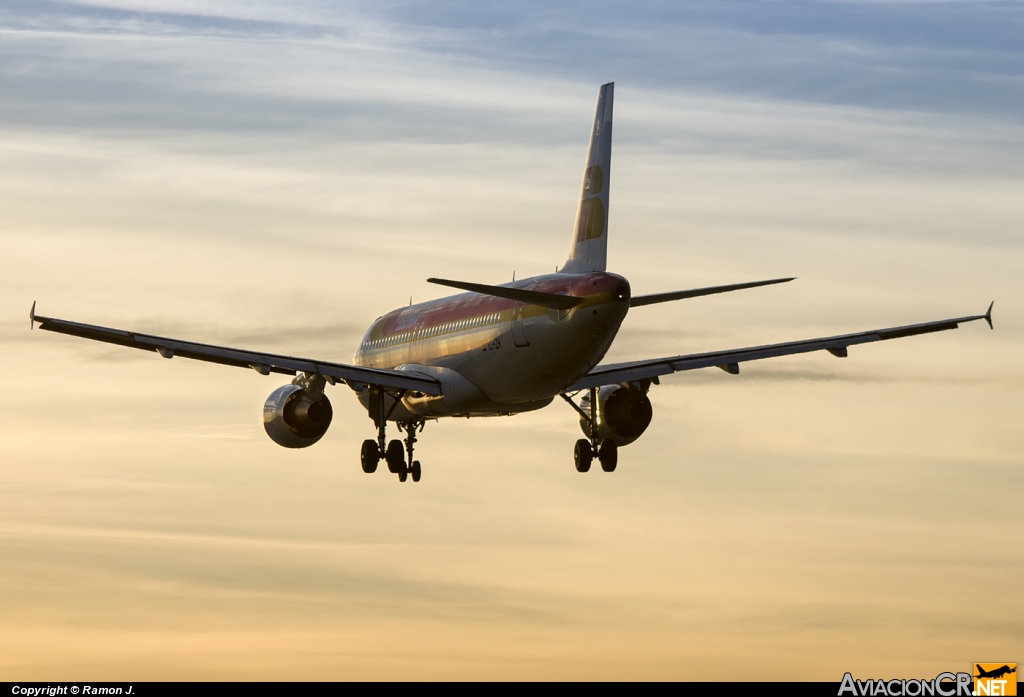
left=598, top=440, right=618, bottom=472
left=411, top=460, right=421, bottom=482
left=398, top=468, right=408, bottom=482
left=386, top=440, right=405, bottom=473
left=574, top=439, right=593, bottom=473
left=360, top=439, right=380, bottom=473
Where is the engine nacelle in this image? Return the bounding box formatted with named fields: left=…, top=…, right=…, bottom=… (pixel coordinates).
left=263, top=384, right=333, bottom=448
left=579, top=384, right=653, bottom=447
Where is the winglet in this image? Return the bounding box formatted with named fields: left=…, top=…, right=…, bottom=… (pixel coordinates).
left=984, top=301, right=994, bottom=330
left=29, top=301, right=36, bottom=330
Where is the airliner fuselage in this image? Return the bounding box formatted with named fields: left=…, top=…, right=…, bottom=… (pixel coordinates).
left=353, top=272, right=630, bottom=418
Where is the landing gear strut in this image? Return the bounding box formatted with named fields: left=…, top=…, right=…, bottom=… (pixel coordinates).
left=397, top=420, right=424, bottom=483
left=561, top=388, right=618, bottom=473
left=360, top=385, right=424, bottom=482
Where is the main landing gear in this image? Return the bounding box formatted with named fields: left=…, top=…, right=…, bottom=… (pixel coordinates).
left=360, top=386, right=424, bottom=483
left=573, top=438, right=617, bottom=473
left=360, top=422, right=424, bottom=482
left=561, top=388, right=618, bottom=473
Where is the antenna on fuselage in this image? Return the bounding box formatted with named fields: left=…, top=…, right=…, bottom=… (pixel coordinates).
left=409, top=296, right=412, bottom=306
left=513, top=270, right=516, bottom=282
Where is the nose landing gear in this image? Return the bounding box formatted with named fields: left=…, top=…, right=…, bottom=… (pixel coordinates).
left=393, top=420, right=424, bottom=483
left=360, top=386, right=425, bottom=483
left=362, top=423, right=425, bottom=482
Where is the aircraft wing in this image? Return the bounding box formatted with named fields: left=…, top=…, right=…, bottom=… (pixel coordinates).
left=568, top=304, right=993, bottom=391
left=30, top=308, right=442, bottom=396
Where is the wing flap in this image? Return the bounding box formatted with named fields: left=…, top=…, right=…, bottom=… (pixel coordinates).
left=33, top=313, right=442, bottom=395
left=568, top=307, right=993, bottom=391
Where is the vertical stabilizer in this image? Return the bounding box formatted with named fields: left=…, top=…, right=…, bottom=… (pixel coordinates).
left=560, top=82, right=613, bottom=273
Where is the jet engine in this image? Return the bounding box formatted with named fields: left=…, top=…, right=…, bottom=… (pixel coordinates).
left=263, top=383, right=333, bottom=448
left=578, top=384, right=652, bottom=446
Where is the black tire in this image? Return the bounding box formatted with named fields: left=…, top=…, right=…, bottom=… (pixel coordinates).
left=411, top=460, right=422, bottom=482
left=360, top=439, right=379, bottom=474
left=574, top=439, right=592, bottom=473
left=598, top=440, right=618, bottom=472
left=386, top=440, right=405, bottom=474
left=398, top=468, right=408, bottom=482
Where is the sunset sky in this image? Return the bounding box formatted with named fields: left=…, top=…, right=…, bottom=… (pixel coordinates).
left=1, top=0, right=1022, bottom=679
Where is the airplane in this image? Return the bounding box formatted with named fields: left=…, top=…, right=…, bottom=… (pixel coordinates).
left=975, top=665, right=1016, bottom=680
left=29, top=82, right=994, bottom=483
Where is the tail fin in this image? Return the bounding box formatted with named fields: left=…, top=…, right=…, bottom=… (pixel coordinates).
left=560, top=82, right=613, bottom=273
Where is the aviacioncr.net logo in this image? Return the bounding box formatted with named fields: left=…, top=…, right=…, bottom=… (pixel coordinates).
left=839, top=672, right=973, bottom=696
left=973, top=663, right=1017, bottom=696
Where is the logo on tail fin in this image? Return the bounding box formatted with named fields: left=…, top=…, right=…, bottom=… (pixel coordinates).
left=575, top=197, right=606, bottom=242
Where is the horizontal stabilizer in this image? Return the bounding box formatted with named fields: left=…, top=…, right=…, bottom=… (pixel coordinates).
left=427, top=278, right=582, bottom=310
left=630, top=277, right=794, bottom=307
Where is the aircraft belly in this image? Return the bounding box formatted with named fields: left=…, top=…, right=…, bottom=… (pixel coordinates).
left=399, top=363, right=553, bottom=417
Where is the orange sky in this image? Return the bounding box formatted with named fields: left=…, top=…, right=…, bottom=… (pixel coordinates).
left=0, top=1, right=1021, bottom=680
